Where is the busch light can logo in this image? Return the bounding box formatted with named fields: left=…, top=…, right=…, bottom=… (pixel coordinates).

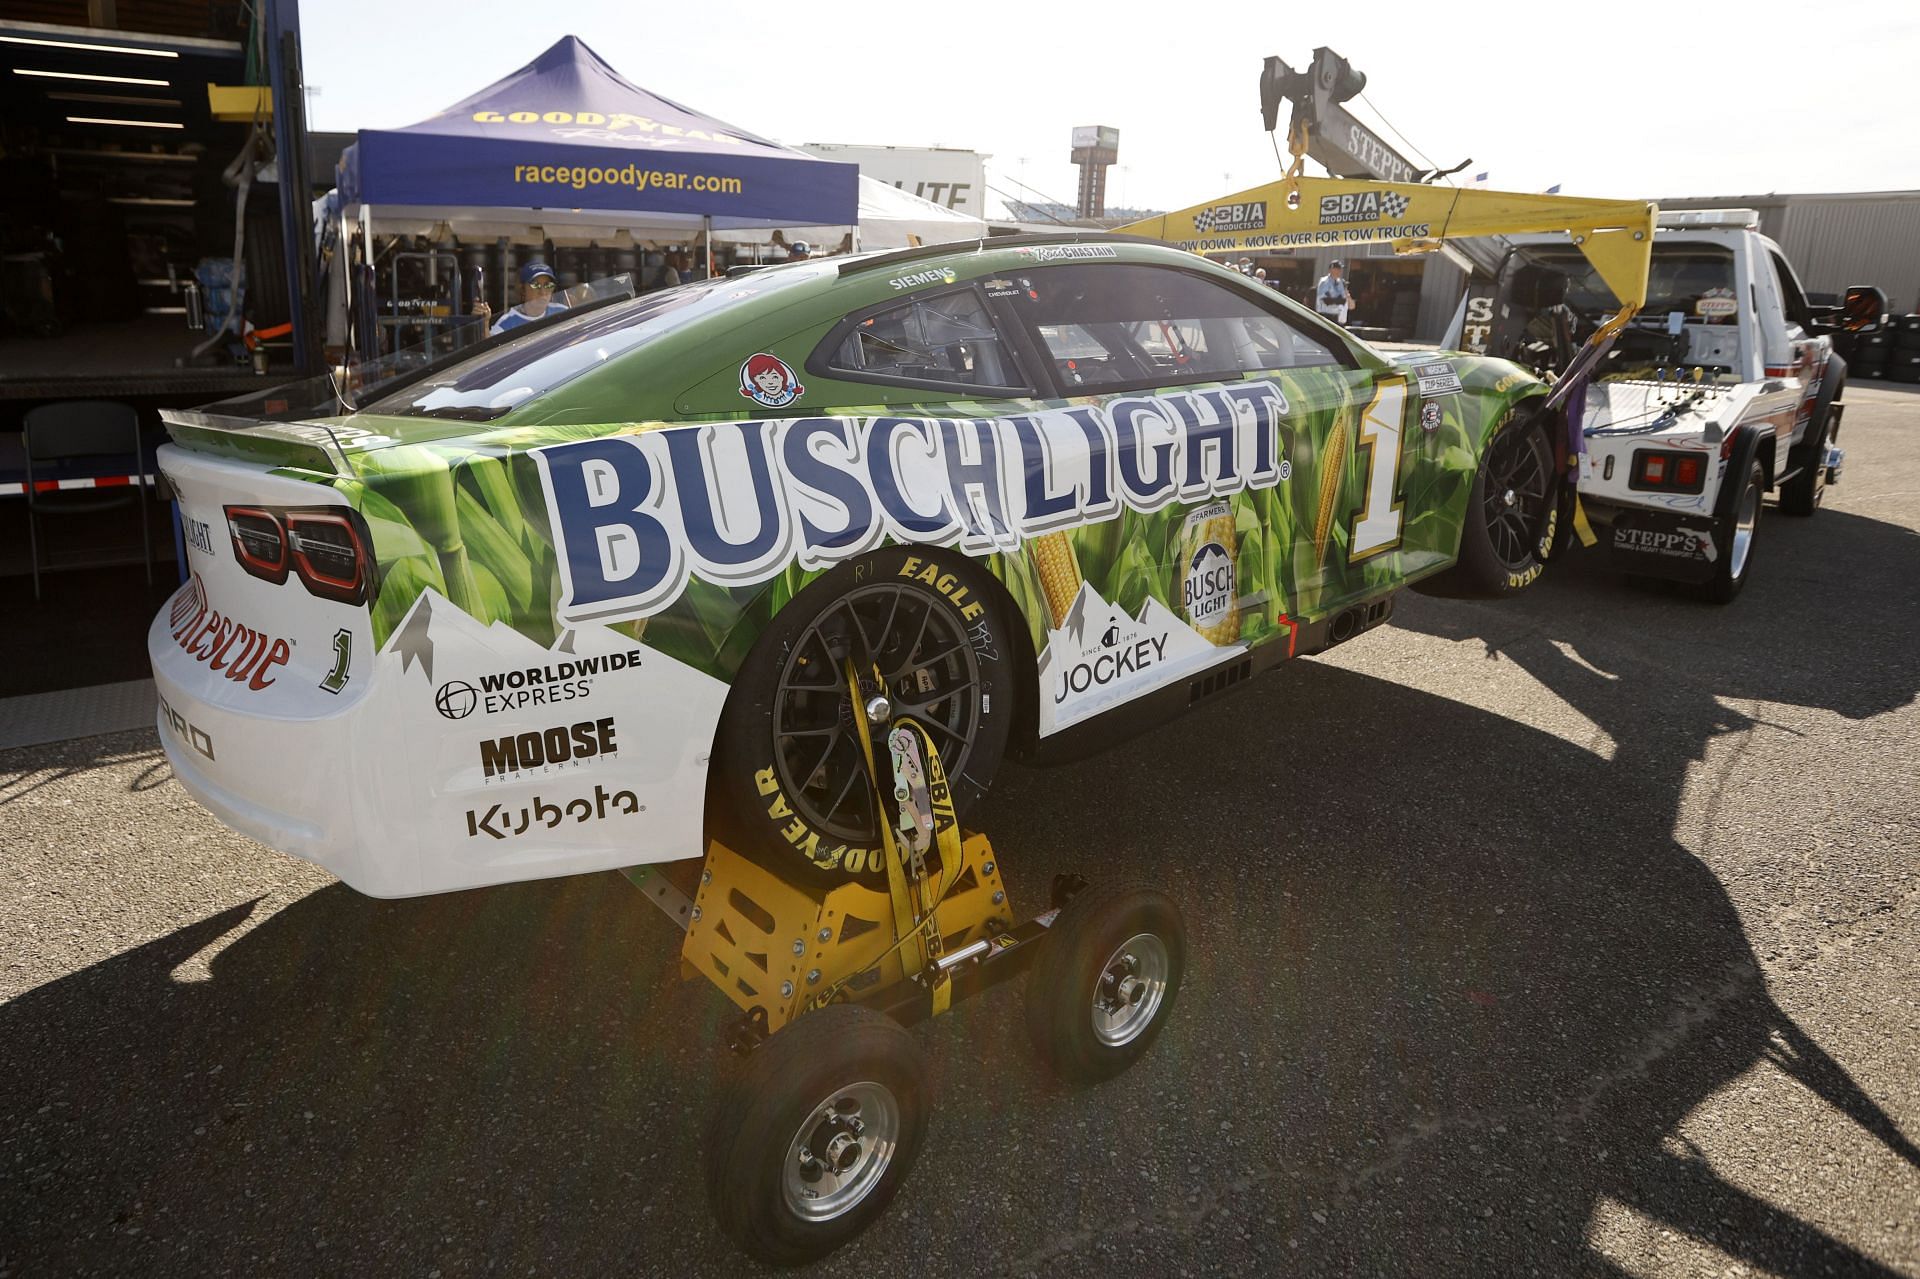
left=1192, top=201, right=1268, bottom=234
left=1184, top=541, right=1234, bottom=628
left=1318, top=191, right=1410, bottom=225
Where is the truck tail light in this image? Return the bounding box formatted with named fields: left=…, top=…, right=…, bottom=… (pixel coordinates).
left=1629, top=450, right=1707, bottom=495
left=225, top=504, right=373, bottom=606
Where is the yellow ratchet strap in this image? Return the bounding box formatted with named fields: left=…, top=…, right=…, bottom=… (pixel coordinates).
left=916, top=721, right=967, bottom=1016
left=845, top=660, right=924, bottom=978
left=1572, top=493, right=1599, bottom=548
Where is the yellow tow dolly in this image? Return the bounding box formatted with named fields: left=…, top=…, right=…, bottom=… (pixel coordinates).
left=623, top=651, right=1188, bottom=1265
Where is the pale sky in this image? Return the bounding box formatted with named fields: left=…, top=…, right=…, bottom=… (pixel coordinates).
left=302, top=0, right=1919, bottom=213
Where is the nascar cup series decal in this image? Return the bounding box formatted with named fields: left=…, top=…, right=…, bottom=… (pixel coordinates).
left=533, top=381, right=1295, bottom=626
left=739, top=353, right=803, bottom=409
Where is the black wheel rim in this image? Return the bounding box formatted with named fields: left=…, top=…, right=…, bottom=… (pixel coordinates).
left=1481, top=425, right=1554, bottom=570
left=772, top=584, right=981, bottom=844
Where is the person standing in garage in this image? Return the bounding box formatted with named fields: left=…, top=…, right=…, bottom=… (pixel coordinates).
left=1315, top=260, right=1352, bottom=324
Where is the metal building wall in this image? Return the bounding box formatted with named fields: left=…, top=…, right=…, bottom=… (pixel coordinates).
left=1658, top=192, right=1920, bottom=313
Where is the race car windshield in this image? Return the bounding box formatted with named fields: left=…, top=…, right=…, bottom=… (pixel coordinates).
left=1490, top=244, right=1738, bottom=374
left=364, top=274, right=800, bottom=420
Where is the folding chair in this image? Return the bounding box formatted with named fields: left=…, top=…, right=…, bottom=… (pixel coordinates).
left=21, top=400, right=152, bottom=602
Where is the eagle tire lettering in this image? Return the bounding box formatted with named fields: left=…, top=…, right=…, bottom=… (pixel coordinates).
left=713, top=546, right=1016, bottom=888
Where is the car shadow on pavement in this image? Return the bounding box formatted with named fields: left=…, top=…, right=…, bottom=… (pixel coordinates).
left=2, top=509, right=1915, bottom=1277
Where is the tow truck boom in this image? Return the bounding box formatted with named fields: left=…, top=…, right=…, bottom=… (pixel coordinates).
left=1113, top=175, right=1657, bottom=331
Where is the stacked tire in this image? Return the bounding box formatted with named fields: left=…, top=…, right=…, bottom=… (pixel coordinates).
left=1854, top=327, right=1893, bottom=379
left=1891, top=314, right=1920, bottom=384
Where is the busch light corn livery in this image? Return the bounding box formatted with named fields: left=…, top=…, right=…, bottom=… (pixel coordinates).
left=151, top=234, right=1561, bottom=897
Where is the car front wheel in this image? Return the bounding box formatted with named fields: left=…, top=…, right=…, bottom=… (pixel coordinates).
left=1414, top=409, right=1560, bottom=598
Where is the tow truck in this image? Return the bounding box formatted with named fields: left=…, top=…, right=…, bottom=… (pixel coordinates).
left=1467, top=209, right=1861, bottom=602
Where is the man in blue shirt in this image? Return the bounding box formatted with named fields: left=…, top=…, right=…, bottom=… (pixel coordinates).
left=476, top=262, right=569, bottom=335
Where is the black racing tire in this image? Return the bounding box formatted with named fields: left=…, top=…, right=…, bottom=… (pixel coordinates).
left=1411, top=409, right=1560, bottom=598
left=709, top=546, right=1017, bottom=887
left=706, top=1005, right=929, bottom=1266
left=1780, top=374, right=1843, bottom=517
left=1025, top=882, right=1186, bottom=1086
left=1704, top=460, right=1764, bottom=605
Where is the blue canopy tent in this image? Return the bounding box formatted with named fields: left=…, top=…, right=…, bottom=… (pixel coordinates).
left=328, top=35, right=856, bottom=359
left=338, top=35, right=856, bottom=237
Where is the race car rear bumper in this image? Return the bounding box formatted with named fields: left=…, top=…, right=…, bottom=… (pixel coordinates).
left=1580, top=499, right=1721, bottom=584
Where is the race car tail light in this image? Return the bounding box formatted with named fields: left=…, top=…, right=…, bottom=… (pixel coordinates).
left=225, top=504, right=373, bottom=605
left=286, top=510, right=371, bottom=604
left=1629, top=450, right=1706, bottom=494
left=226, top=507, right=289, bottom=583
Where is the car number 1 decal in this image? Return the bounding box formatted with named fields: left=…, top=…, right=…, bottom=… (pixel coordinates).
left=320, top=628, right=352, bottom=694
left=1349, top=379, right=1408, bottom=562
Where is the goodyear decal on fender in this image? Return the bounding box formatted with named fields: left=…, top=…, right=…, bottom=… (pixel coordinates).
left=535, top=383, right=1297, bottom=626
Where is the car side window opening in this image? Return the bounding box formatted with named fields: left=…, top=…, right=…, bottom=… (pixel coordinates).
left=1007, top=263, right=1344, bottom=394
left=824, top=287, right=1022, bottom=390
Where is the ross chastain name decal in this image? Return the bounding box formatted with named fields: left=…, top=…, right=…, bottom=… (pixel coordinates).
left=535, top=383, right=1297, bottom=625
left=1016, top=244, right=1118, bottom=262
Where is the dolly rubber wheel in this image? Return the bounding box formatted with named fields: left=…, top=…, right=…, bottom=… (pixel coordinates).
left=1703, top=460, right=1764, bottom=605
left=1025, top=882, right=1186, bottom=1085
left=706, top=1005, right=929, bottom=1266
left=710, top=547, right=1016, bottom=886
left=1412, top=410, right=1559, bottom=598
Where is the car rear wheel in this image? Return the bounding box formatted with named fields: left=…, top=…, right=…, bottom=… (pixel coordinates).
left=1413, top=409, right=1559, bottom=598
left=709, top=548, right=1016, bottom=884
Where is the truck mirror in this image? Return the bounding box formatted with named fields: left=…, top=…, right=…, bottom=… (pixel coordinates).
left=1842, top=285, right=1886, bottom=332
left=1667, top=311, right=1685, bottom=335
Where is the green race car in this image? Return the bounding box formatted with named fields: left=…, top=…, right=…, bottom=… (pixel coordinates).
left=151, top=233, right=1561, bottom=898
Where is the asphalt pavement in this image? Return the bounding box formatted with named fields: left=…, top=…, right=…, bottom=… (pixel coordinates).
left=4, top=386, right=1917, bottom=1278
